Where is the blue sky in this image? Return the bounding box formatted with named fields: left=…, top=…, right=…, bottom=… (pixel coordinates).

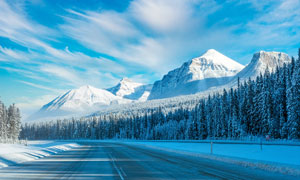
left=0, top=0, right=300, bottom=118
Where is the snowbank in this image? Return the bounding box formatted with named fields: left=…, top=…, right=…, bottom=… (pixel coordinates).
left=122, top=141, right=300, bottom=176
left=0, top=141, right=80, bottom=168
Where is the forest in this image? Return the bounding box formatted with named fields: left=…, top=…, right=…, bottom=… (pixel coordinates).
left=20, top=50, right=300, bottom=141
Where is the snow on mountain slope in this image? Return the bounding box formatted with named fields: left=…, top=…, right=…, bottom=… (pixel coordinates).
left=28, top=85, right=131, bottom=121
left=124, top=84, right=153, bottom=101
left=230, top=51, right=291, bottom=84
left=107, top=78, right=153, bottom=101
left=107, top=78, right=143, bottom=97
left=148, top=49, right=244, bottom=100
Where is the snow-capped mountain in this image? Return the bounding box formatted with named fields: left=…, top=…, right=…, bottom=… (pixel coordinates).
left=28, top=85, right=131, bottom=121
left=232, top=51, right=291, bottom=83
left=107, top=78, right=153, bottom=101
left=107, top=78, right=143, bottom=97
left=27, top=49, right=293, bottom=122
left=148, top=49, right=244, bottom=99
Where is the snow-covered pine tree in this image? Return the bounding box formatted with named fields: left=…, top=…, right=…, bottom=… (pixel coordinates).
left=7, top=104, right=21, bottom=141
left=287, top=52, right=300, bottom=139
left=0, top=100, right=7, bottom=140
left=261, top=67, right=272, bottom=136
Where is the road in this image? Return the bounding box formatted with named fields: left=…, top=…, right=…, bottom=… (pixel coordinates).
left=0, top=141, right=297, bottom=180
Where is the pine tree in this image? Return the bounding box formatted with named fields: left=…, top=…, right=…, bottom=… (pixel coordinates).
left=287, top=52, right=300, bottom=139
left=0, top=100, right=7, bottom=140
left=7, top=104, right=21, bottom=141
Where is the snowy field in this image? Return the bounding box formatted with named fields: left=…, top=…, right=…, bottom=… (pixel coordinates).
left=121, top=140, right=300, bottom=175
left=122, top=141, right=300, bottom=165
left=0, top=141, right=79, bottom=168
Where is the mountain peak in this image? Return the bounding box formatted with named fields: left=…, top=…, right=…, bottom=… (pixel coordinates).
left=252, top=51, right=290, bottom=69
left=120, top=77, right=132, bottom=83
left=78, top=85, right=93, bottom=90
left=187, top=49, right=244, bottom=80
left=233, top=50, right=291, bottom=82
left=107, top=78, right=144, bottom=98
left=189, top=49, right=244, bottom=72
left=201, top=49, right=221, bottom=57
left=148, top=49, right=244, bottom=100
left=29, top=85, right=130, bottom=121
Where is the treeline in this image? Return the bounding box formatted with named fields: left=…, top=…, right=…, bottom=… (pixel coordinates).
left=0, top=101, right=21, bottom=142
left=21, top=50, right=300, bottom=140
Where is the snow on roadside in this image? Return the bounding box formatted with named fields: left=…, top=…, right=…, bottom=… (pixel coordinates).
left=122, top=141, right=300, bottom=176
left=0, top=141, right=80, bottom=168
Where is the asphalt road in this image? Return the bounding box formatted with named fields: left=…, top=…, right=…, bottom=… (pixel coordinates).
left=0, top=142, right=298, bottom=180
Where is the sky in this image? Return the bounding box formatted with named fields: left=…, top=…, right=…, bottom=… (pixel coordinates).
left=0, top=0, right=300, bottom=119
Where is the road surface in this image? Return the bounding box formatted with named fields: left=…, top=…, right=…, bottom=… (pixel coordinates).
left=0, top=141, right=297, bottom=180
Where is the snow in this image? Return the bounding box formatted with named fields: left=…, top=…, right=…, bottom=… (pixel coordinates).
left=107, top=78, right=153, bottom=101
left=123, top=141, right=300, bottom=165
left=0, top=141, right=80, bottom=168
left=190, top=49, right=245, bottom=80
left=148, top=49, right=244, bottom=99
left=124, top=84, right=153, bottom=101
left=27, top=49, right=292, bottom=122
left=82, top=50, right=292, bottom=122
left=107, top=78, right=143, bottom=97
left=121, top=141, right=300, bottom=176
left=231, top=51, right=291, bottom=83
left=44, top=85, right=129, bottom=111
left=28, top=85, right=132, bottom=121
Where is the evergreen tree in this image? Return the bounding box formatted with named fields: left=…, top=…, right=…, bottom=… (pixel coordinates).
left=7, top=104, right=21, bottom=141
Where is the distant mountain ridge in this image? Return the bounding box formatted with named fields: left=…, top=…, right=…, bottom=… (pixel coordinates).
left=28, top=49, right=292, bottom=122
left=28, top=79, right=152, bottom=121
left=28, top=85, right=131, bottom=121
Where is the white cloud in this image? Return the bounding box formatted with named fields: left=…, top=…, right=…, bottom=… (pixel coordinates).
left=61, top=9, right=141, bottom=55
left=0, top=0, right=56, bottom=48
left=236, top=0, right=300, bottom=49
left=0, top=0, right=130, bottom=89
left=130, top=0, right=194, bottom=33
left=40, top=65, right=82, bottom=86
left=1, top=66, right=49, bottom=82
left=17, top=80, right=63, bottom=93
left=0, top=46, right=26, bottom=60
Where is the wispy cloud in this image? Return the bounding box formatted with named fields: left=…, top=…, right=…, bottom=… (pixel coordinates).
left=40, top=65, right=82, bottom=86
left=18, top=80, right=63, bottom=93
left=0, top=0, right=56, bottom=49
left=0, top=0, right=130, bottom=89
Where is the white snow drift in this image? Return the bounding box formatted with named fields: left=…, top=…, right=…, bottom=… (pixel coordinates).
left=0, top=141, right=80, bottom=168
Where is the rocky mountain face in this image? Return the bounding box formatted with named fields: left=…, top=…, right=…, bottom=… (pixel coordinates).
left=107, top=78, right=152, bottom=101
left=148, top=49, right=244, bottom=99
left=234, top=51, right=291, bottom=82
